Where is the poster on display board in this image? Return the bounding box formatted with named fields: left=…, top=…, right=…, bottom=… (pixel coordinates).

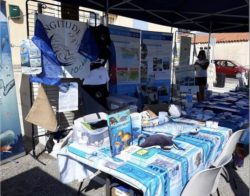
left=141, top=31, right=173, bottom=82
left=109, top=25, right=140, bottom=84
left=175, top=65, right=197, bottom=92
left=30, top=14, right=92, bottom=85
left=0, top=1, right=25, bottom=163
left=58, top=82, right=78, bottom=112
left=174, top=35, right=192, bottom=66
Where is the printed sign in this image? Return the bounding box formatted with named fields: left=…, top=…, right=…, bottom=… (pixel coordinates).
left=109, top=25, right=140, bottom=84
left=20, top=39, right=42, bottom=75
left=141, top=31, right=173, bottom=82
left=58, top=82, right=78, bottom=112
left=179, top=36, right=191, bottom=66
left=174, top=35, right=192, bottom=66
left=175, top=65, right=196, bottom=85
left=0, top=1, right=25, bottom=163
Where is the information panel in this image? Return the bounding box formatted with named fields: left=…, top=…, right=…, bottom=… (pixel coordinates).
left=109, top=25, right=140, bottom=84
left=141, top=31, right=173, bottom=82
left=0, top=1, right=25, bottom=163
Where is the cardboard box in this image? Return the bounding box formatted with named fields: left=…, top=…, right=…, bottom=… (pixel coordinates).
left=111, top=187, right=130, bottom=196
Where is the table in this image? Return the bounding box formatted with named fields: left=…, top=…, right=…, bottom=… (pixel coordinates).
left=186, top=92, right=249, bottom=131
left=58, top=121, right=231, bottom=196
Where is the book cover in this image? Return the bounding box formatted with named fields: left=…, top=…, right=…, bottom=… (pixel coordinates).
left=107, top=108, right=132, bottom=156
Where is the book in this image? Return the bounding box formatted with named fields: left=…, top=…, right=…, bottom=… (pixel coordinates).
left=107, top=108, right=132, bottom=156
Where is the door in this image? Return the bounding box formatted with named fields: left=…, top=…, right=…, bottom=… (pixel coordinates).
left=225, top=61, right=237, bottom=77
left=216, top=60, right=225, bottom=74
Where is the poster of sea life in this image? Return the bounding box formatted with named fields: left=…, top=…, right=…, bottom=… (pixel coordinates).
left=107, top=108, right=132, bottom=156
left=0, top=1, right=25, bottom=163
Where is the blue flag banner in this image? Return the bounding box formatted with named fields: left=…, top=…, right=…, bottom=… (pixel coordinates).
left=0, top=1, right=25, bottom=164
left=30, top=14, right=93, bottom=85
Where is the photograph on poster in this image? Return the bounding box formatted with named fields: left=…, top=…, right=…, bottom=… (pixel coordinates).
left=152, top=57, right=171, bottom=72
left=141, top=31, right=173, bottom=81
left=175, top=65, right=196, bottom=86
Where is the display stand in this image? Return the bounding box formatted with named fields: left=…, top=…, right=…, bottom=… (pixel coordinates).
left=171, top=31, right=197, bottom=105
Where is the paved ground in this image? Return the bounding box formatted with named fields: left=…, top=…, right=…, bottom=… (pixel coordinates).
left=1, top=138, right=106, bottom=196
left=1, top=78, right=249, bottom=196
left=211, top=78, right=239, bottom=93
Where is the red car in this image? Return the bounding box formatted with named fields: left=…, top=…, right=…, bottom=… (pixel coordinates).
left=213, top=60, right=249, bottom=78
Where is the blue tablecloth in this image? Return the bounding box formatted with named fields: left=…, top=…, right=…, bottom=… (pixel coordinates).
left=188, top=92, right=249, bottom=132
left=58, top=122, right=231, bottom=196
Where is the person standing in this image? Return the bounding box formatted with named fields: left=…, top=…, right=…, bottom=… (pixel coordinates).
left=195, top=50, right=209, bottom=102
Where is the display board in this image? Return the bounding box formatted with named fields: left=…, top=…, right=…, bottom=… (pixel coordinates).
left=109, top=25, right=140, bottom=84
left=0, top=1, right=25, bottom=164
left=141, top=31, right=173, bottom=82
left=140, top=31, right=173, bottom=102
left=179, top=36, right=191, bottom=66
left=174, top=35, right=192, bottom=66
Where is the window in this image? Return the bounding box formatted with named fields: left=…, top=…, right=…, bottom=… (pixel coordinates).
left=227, top=61, right=235, bottom=67
left=218, top=61, right=226, bottom=67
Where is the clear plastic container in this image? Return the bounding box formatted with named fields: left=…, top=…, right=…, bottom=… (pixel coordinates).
left=73, top=115, right=108, bottom=147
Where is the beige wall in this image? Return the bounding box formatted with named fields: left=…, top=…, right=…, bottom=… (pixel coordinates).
left=194, top=41, right=250, bottom=67
left=213, top=41, right=249, bottom=67
left=5, top=0, right=30, bottom=137
left=114, top=16, right=134, bottom=28
left=6, top=0, right=27, bottom=69
left=148, top=23, right=172, bottom=33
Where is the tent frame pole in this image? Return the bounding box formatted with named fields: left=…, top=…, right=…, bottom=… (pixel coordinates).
left=207, top=22, right=212, bottom=62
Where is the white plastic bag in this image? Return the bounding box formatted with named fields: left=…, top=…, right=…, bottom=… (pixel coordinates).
left=168, top=104, right=181, bottom=118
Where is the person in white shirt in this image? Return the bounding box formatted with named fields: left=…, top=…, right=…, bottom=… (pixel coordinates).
left=82, top=64, right=110, bottom=109
left=195, top=50, right=209, bottom=102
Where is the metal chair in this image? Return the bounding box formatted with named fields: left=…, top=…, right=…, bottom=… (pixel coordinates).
left=181, top=166, right=223, bottom=196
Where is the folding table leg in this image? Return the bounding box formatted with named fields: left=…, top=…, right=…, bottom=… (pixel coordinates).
left=30, top=130, right=49, bottom=165
left=106, top=174, right=111, bottom=196
left=77, top=181, right=84, bottom=195
left=32, top=129, right=36, bottom=158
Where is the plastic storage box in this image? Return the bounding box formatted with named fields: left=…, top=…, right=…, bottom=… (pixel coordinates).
left=73, top=113, right=108, bottom=147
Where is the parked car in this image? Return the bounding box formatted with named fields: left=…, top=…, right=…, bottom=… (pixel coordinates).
left=213, top=60, right=249, bottom=78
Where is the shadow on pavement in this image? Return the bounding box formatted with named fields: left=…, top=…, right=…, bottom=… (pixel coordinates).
left=227, top=165, right=249, bottom=196
left=1, top=167, right=85, bottom=196
left=82, top=173, right=106, bottom=193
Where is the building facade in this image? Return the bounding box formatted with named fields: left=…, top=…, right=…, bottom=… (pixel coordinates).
left=193, top=33, right=249, bottom=67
